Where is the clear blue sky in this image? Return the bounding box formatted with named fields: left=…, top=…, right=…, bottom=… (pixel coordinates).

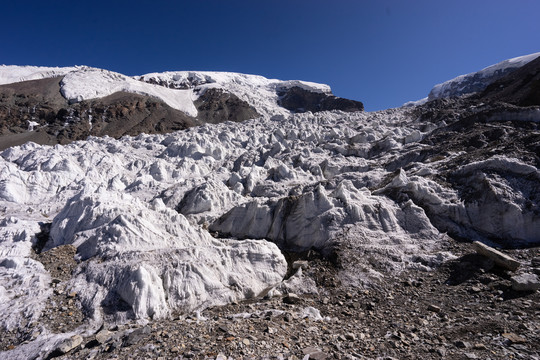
left=1, top=0, right=539, bottom=111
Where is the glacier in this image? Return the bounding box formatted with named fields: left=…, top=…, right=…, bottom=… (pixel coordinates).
left=0, top=57, right=539, bottom=358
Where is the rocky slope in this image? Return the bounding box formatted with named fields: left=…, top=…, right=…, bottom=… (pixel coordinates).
left=480, top=55, right=540, bottom=107
left=0, top=55, right=539, bottom=359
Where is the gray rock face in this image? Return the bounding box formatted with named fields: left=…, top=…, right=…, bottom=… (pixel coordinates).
left=194, top=88, right=259, bottom=124
left=278, top=86, right=364, bottom=113
left=480, top=55, right=540, bottom=107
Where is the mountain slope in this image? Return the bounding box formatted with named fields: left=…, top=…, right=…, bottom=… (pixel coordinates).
left=480, top=55, right=540, bottom=106
left=427, top=52, right=540, bottom=100
left=0, top=67, right=363, bottom=150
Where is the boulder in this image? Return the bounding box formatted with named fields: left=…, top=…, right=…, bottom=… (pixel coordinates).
left=511, top=273, right=540, bottom=292
left=55, top=335, right=83, bottom=354
left=472, top=241, right=520, bottom=271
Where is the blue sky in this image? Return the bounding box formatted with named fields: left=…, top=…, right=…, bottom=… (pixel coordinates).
left=1, top=1, right=539, bottom=111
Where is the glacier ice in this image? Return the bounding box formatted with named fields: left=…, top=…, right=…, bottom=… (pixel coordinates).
left=0, top=81, right=539, bottom=359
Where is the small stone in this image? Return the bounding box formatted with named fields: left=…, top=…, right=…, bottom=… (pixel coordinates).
left=455, top=340, right=471, bottom=349
left=171, top=346, right=179, bottom=353
left=345, top=333, right=356, bottom=341
left=292, top=260, right=308, bottom=270
left=464, top=353, right=478, bottom=359
left=95, top=329, right=112, bottom=344
left=242, top=338, right=250, bottom=346
left=56, top=335, right=83, bottom=354
left=473, top=343, right=486, bottom=350
left=67, top=291, right=77, bottom=298
left=427, top=304, right=441, bottom=313
left=284, top=312, right=293, bottom=322
left=218, top=325, right=229, bottom=333
left=322, top=297, right=329, bottom=305
left=502, top=332, right=526, bottom=344
left=125, top=326, right=150, bottom=346
left=510, top=343, right=528, bottom=351
left=283, top=294, right=302, bottom=304
left=471, top=286, right=482, bottom=293
left=302, top=346, right=328, bottom=360
left=511, top=273, right=540, bottom=292
left=436, top=347, right=446, bottom=356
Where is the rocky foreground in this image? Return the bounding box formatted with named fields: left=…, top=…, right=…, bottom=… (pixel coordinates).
left=2, top=242, right=539, bottom=360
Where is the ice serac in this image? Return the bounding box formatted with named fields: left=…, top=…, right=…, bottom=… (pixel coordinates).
left=380, top=159, right=540, bottom=247
left=211, top=179, right=448, bottom=273
left=428, top=52, right=540, bottom=100
left=0, top=218, right=50, bottom=332
left=48, top=189, right=286, bottom=321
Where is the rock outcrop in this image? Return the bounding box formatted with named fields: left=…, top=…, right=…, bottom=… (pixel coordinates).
left=277, top=86, right=364, bottom=113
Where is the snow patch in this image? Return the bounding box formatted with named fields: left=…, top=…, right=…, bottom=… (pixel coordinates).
left=0, top=65, right=79, bottom=85
left=60, top=68, right=197, bottom=116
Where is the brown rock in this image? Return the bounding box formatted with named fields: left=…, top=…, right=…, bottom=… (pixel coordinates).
left=502, top=333, right=526, bottom=344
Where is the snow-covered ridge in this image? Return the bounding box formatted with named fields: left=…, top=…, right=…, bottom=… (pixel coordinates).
left=1, top=65, right=334, bottom=118
left=60, top=68, right=198, bottom=117
left=136, top=71, right=332, bottom=117
left=0, top=65, right=80, bottom=85
left=428, top=52, right=540, bottom=100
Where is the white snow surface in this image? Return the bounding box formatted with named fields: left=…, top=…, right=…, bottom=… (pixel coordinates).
left=403, top=97, right=428, bottom=107
left=428, top=52, right=540, bottom=100
left=60, top=68, right=198, bottom=116
left=0, top=65, right=79, bottom=85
